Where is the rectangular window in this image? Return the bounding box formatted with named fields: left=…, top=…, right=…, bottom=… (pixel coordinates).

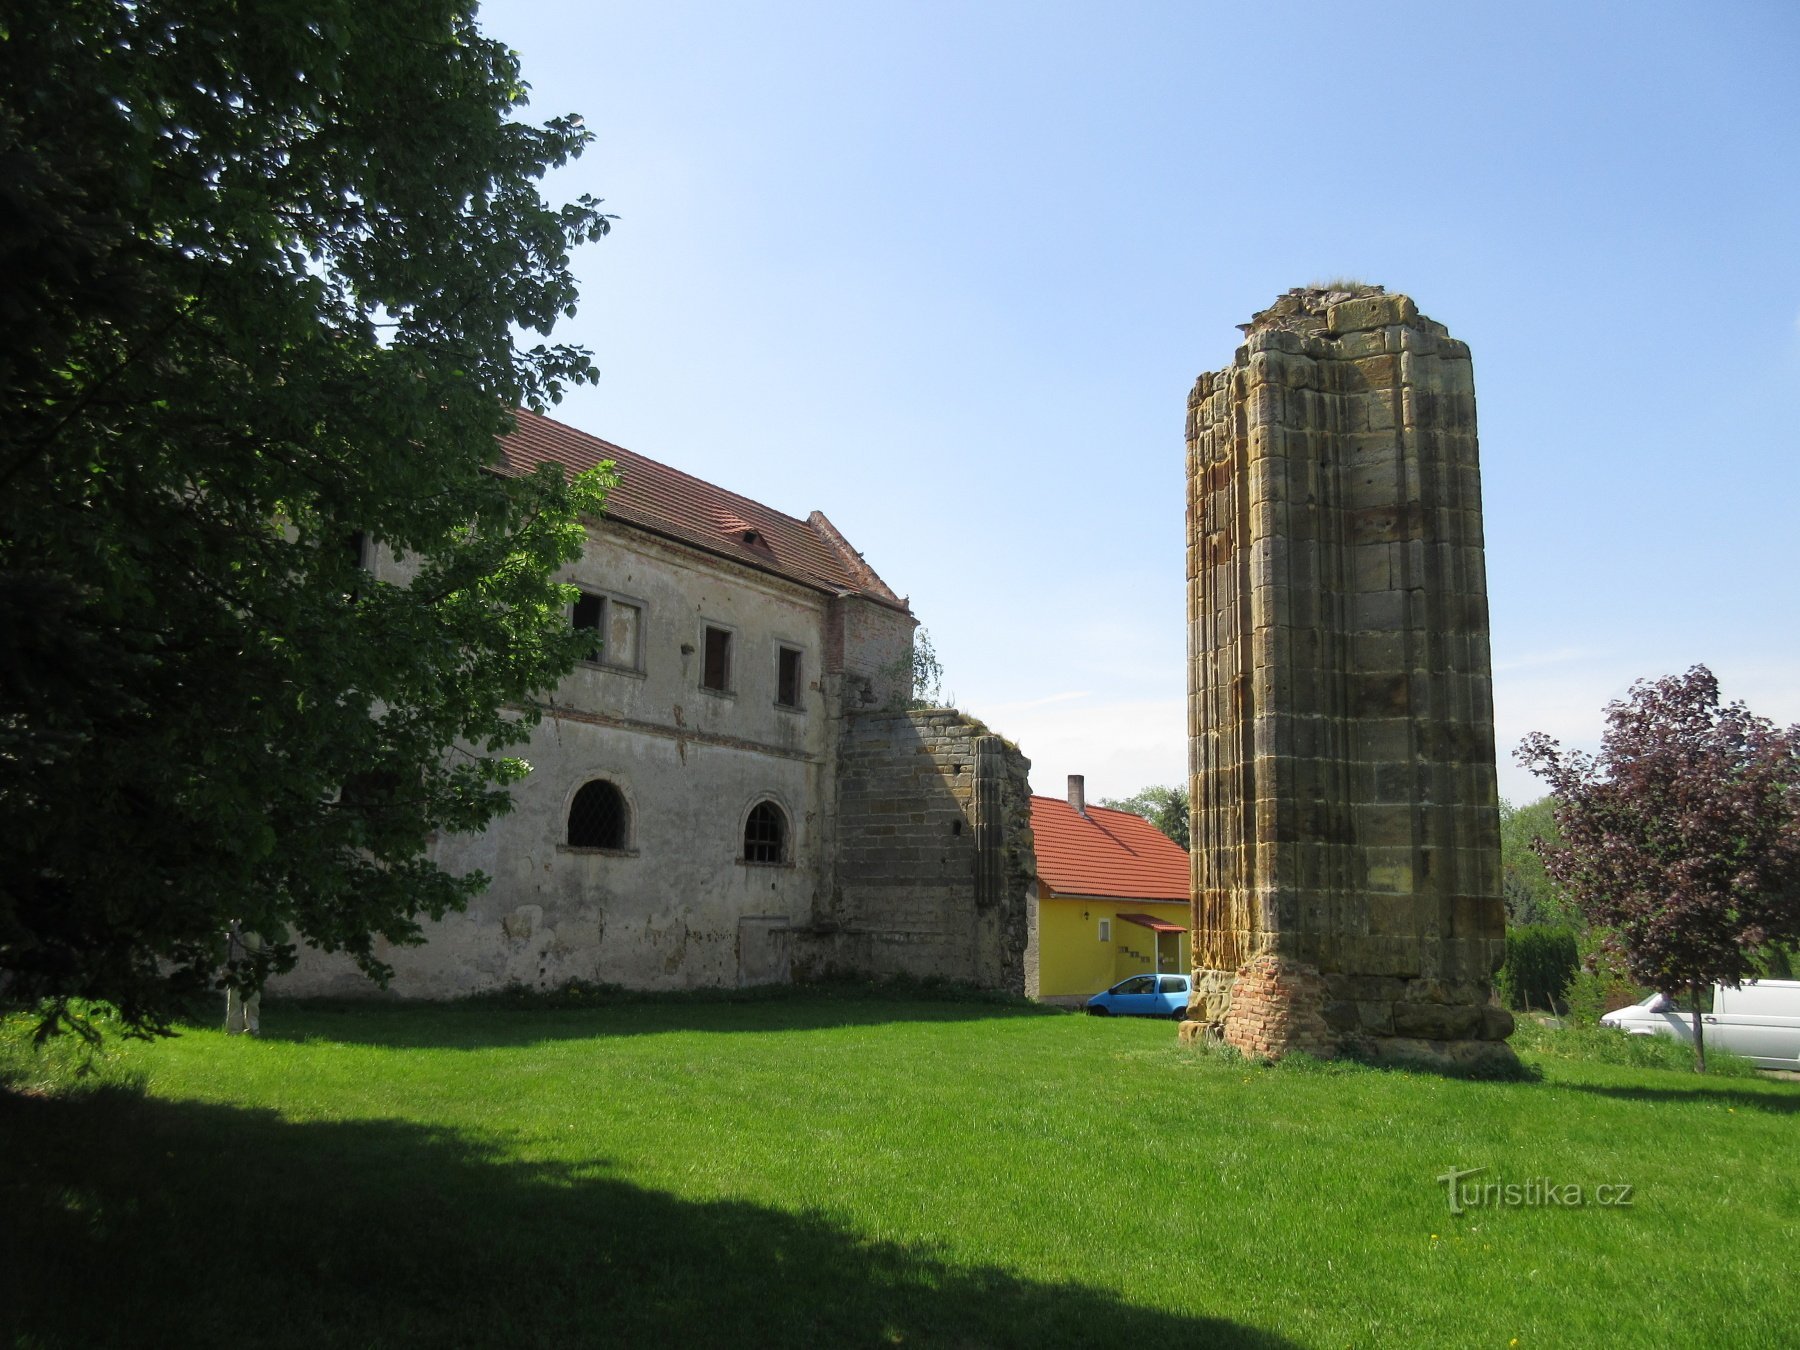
left=573, top=591, right=643, bottom=669
left=344, top=531, right=370, bottom=603
left=776, top=646, right=802, bottom=708
left=1098, top=919, right=1112, bottom=943
left=702, top=625, right=732, bottom=692
left=573, top=591, right=604, bottom=663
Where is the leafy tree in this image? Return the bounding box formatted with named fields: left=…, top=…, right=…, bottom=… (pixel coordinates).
left=1498, top=796, right=1571, bottom=926
left=886, top=625, right=948, bottom=710
left=0, top=0, right=613, bottom=1035
left=910, top=627, right=946, bottom=708
left=1099, top=785, right=1190, bottom=850
left=1517, top=666, right=1800, bottom=1070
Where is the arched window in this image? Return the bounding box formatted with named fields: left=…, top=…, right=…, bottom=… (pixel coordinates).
left=742, top=800, right=787, bottom=864
left=568, top=779, right=628, bottom=849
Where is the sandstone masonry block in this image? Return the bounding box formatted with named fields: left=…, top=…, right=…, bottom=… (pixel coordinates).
left=1186, top=286, right=1512, bottom=1073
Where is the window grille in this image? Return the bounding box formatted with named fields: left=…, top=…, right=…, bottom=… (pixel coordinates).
left=777, top=646, right=802, bottom=707
left=703, top=626, right=732, bottom=691
left=568, top=780, right=627, bottom=849
left=743, top=801, right=787, bottom=863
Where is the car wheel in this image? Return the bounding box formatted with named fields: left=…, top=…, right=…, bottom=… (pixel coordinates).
left=1088, top=1006, right=1109, bottom=1016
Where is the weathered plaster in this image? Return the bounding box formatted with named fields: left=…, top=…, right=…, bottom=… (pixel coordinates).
left=276, top=510, right=1036, bottom=999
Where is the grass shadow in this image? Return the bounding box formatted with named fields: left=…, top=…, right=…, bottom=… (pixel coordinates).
left=1559, top=1081, right=1800, bottom=1115
left=0, top=1080, right=1296, bottom=1349
left=1176, top=1035, right=1545, bottom=1084
left=250, top=980, right=1072, bottom=1050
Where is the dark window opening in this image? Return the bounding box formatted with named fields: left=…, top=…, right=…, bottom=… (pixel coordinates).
left=573, top=591, right=604, bottom=662
left=743, top=801, right=787, bottom=863
left=568, top=779, right=628, bottom=849
left=777, top=646, right=802, bottom=707
left=344, top=531, right=370, bottom=602
left=702, top=626, right=732, bottom=692
left=341, top=768, right=404, bottom=814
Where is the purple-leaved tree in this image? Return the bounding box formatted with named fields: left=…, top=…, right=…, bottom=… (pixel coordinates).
left=1516, top=666, right=1800, bottom=1071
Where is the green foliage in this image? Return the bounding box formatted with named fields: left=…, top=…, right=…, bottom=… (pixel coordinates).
left=1518, top=666, right=1800, bottom=1070
left=1496, top=925, right=1579, bottom=1011
left=1753, top=943, right=1794, bottom=978
left=0, top=0, right=612, bottom=1034
left=1098, top=784, right=1190, bottom=849
left=1498, top=797, right=1571, bottom=926
left=904, top=626, right=948, bottom=709
left=1562, top=930, right=1648, bottom=1027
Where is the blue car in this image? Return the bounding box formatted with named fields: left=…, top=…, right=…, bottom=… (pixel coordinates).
left=1085, top=973, right=1190, bottom=1018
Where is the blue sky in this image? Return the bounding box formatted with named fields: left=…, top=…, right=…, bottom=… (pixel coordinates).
left=479, top=0, right=1800, bottom=805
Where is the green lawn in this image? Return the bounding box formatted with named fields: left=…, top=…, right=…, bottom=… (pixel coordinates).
left=2, top=990, right=1793, bottom=1348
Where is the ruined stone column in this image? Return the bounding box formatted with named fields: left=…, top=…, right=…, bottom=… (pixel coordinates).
left=1181, top=286, right=1515, bottom=1072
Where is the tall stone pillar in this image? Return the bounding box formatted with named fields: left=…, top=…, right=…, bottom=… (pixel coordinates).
left=1182, top=286, right=1514, bottom=1072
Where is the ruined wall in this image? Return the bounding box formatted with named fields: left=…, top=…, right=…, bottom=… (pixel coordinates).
left=801, top=710, right=1035, bottom=992
left=1184, top=286, right=1513, bottom=1071
left=825, top=592, right=919, bottom=713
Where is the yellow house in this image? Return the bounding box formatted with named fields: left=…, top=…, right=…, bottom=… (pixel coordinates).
left=1029, top=776, right=1190, bottom=1001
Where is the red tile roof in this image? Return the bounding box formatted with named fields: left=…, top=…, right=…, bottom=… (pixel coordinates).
left=500, top=408, right=909, bottom=612
left=1029, top=796, right=1190, bottom=902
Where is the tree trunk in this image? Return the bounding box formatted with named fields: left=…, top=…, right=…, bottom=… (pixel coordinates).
left=1690, top=978, right=1706, bottom=1073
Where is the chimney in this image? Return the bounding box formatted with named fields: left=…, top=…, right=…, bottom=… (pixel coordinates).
left=1067, top=774, right=1086, bottom=815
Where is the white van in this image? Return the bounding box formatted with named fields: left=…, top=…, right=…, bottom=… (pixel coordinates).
left=1600, top=979, right=1800, bottom=1070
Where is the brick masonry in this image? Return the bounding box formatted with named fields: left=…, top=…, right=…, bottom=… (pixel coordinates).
left=1181, top=286, right=1516, bottom=1072
left=1217, top=956, right=1335, bottom=1059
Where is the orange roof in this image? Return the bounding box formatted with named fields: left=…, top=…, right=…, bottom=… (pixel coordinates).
left=500, top=409, right=908, bottom=612
left=1029, top=797, right=1190, bottom=902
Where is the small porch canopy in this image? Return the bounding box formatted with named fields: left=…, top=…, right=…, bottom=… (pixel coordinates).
left=1115, top=913, right=1187, bottom=934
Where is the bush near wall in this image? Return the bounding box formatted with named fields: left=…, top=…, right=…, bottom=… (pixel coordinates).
left=1497, top=925, right=1579, bottom=1012
left=1561, top=930, right=1650, bottom=1026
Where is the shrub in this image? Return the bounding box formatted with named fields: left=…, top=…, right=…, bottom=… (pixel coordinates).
left=1510, top=1018, right=1760, bottom=1076
left=1563, top=969, right=1643, bottom=1026
left=1497, top=926, right=1579, bottom=1011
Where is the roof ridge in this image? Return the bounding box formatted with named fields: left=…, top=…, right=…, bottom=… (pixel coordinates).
left=806, top=509, right=903, bottom=605
left=515, top=408, right=819, bottom=533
